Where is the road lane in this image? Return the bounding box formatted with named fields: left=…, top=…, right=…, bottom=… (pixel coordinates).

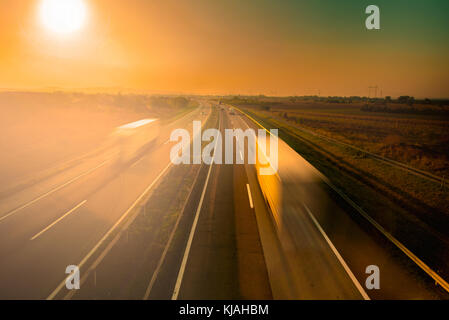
left=2, top=100, right=444, bottom=300
left=175, top=108, right=272, bottom=299
left=68, top=106, right=272, bottom=300
left=0, top=159, right=110, bottom=223
left=60, top=105, right=217, bottom=300
left=0, top=104, right=210, bottom=299
left=233, top=106, right=447, bottom=299
left=48, top=161, right=174, bottom=300
left=143, top=164, right=203, bottom=300
left=229, top=110, right=365, bottom=299
left=171, top=120, right=220, bottom=300
left=30, top=200, right=87, bottom=241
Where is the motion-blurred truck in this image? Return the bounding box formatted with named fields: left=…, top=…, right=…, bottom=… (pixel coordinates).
left=111, top=118, right=160, bottom=163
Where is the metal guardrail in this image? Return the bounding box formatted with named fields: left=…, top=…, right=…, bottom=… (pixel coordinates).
left=290, top=123, right=445, bottom=185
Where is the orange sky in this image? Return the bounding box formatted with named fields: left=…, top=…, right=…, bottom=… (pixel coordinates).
left=1, top=0, right=448, bottom=97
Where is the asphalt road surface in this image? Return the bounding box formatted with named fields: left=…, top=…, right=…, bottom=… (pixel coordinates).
left=0, top=103, right=447, bottom=300
left=0, top=104, right=210, bottom=299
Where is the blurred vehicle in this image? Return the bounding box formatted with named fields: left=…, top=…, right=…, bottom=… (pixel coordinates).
left=256, top=140, right=283, bottom=230
left=110, top=119, right=160, bottom=163
left=255, top=135, right=318, bottom=249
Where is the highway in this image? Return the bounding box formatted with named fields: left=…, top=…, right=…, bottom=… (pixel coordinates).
left=0, top=104, right=210, bottom=299
left=0, top=103, right=447, bottom=299
left=230, top=107, right=448, bottom=299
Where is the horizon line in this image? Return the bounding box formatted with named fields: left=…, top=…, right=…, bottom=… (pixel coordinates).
left=0, top=87, right=447, bottom=100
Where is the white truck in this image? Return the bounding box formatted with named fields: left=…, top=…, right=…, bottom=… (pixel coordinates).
left=111, top=118, right=160, bottom=163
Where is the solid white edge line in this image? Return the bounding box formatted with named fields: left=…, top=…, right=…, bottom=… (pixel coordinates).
left=47, top=161, right=172, bottom=300
left=171, top=121, right=221, bottom=300
left=143, top=165, right=203, bottom=300
left=303, top=203, right=370, bottom=300
left=246, top=184, right=254, bottom=209
left=30, top=200, right=87, bottom=241
left=0, top=159, right=110, bottom=223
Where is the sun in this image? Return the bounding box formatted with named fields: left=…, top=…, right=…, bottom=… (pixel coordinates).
left=40, top=0, right=87, bottom=34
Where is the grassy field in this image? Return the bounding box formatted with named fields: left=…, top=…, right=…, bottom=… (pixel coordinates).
left=225, top=97, right=449, bottom=178
left=224, top=97, right=449, bottom=279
